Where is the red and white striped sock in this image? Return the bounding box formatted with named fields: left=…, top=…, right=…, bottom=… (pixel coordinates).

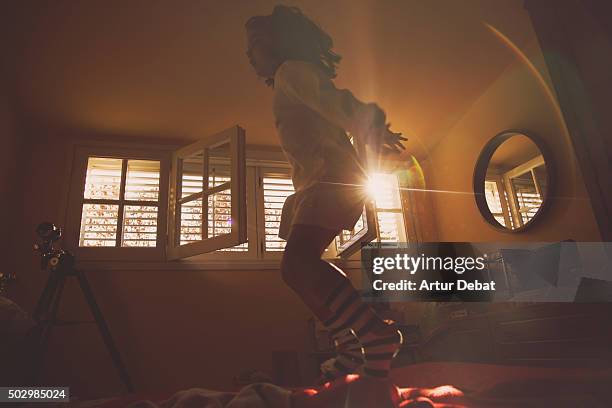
left=331, top=328, right=363, bottom=373
left=323, top=279, right=402, bottom=378
left=356, top=322, right=403, bottom=378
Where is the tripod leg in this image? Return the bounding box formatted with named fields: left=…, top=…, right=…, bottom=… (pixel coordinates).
left=33, top=271, right=60, bottom=322
left=76, top=269, right=134, bottom=392
left=31, top=272, right=66, bottom=385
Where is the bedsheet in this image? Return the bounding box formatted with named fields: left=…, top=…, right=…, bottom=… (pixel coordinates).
left=64, top=362, right=612, bottom=408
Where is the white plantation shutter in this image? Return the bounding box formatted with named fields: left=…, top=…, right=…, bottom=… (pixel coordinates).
left=178, top=159, right=204, bottom=244
left=167, top=125, right=247, bottom=260
left=511, top=173, right=543, bottom=225
left=122, top=160, right=160, bottom=247
left=79, top=157, right=161, bottom=248
left=335, top=172, right=410, bottom=257
left=334, top=135, right=378, bottom=258
left=80, top=203, right=119, bottom=247
left=262, top=175, right=295, bottom=252
left=83, top=157, right=122, bottom=200
left=501, top=155, right=546, bottom=229
left=125, top=160, right=160, bottom=201
left=80, top=157, right=122, bottom=246
left=122, top=205, right=158, bottom=247
left=369, top=173, right=406, bottom=243
left=338, top=215, right=365, bottom=246
left=204, top=172, right=248, bottom=252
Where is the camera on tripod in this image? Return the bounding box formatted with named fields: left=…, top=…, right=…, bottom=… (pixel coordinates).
left=30, top=221, right=134, bottom=391
left=33, top=222, right=75, bottom=274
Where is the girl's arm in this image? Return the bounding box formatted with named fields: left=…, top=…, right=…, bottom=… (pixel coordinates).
left=274, top=60, right=386, bottom=140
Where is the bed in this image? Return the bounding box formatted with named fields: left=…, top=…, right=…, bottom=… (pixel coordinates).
left=60, top=362, right=612, bottom=408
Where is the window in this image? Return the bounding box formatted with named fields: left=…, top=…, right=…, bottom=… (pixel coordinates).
left=167, top=126, right=247, bottom=260
left=66, top=126, right=404, bottom=263
left=337, top=172, right=407, bottom=253
left=177, top=161, right=248, bottom=252
left=65, top=145, right=170, bottom=261
left=486, top=155, right=546, bottom=229
left=334, top=133, right=406, bottom=257
left=79, top=158, right=161, bottom=247
left=188, top=165, right=295, bottom=260
left=367, top=173, right=407, bottom=243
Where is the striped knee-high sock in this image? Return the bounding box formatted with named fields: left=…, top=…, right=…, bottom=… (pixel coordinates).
left=323, top=279, right=402, bottom=378
left=330, top=328, right=363, bottom=374
left=356, top=321, right=403, bottom=378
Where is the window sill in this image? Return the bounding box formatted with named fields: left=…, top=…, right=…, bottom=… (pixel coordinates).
left=75, top=258, right=362, bottom=271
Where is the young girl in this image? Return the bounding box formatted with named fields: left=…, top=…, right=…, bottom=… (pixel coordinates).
left=245, top=6, right=406, bottom=382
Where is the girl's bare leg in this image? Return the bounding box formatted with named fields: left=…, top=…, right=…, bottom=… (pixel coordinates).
left=280, top=224, right=353, bottom=321
left=281, top=224, right=402, bottom=378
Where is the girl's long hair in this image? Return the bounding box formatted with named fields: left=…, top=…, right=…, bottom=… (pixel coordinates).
left=246, top=5, right=341, bottom=86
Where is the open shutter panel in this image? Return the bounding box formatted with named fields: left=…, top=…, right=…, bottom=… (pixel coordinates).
left=335, top=201, right=378, bottom=258
left=167, top=125, right=246, bottom=260
left=336, top=135, right=378, bottom=258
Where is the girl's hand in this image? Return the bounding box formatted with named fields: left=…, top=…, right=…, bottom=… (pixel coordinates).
left=368, top=123, right=407, bottom=155
left=379, top=124, right=407, bottom=155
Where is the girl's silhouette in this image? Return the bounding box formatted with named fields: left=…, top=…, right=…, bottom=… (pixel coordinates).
left=245, top=5, right=406, bottom=383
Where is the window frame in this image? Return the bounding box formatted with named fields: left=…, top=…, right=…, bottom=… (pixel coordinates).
left=166, top=126, right=247, bottom=260
left=484, top=176, right=513, bottom=229
left=65, top=145, right=171, bottom=262
left=334, top=201, right=378, bottom=258
left=333, top=136, right=379, bottom=258
left=334, top=164, right=413, bottom=258
left=207, top=165, right=259, bottom=259
left=502, top=154, right=545, bottom=228
left=370, top=172, right=408, bottom=244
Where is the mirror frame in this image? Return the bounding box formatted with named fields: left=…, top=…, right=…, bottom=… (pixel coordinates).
left=473, top=130, right=554, bottom=233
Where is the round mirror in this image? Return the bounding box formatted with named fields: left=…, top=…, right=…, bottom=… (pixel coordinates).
left=473, top=131, right=552, bottom=231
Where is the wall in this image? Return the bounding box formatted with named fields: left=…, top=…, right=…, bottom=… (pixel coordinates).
left=0, top=97, right=23, bottom=284
left=424, top=38, right=600, bottom=242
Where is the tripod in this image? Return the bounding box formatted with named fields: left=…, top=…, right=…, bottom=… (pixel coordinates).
left=31, top=222, right=134, bottom=392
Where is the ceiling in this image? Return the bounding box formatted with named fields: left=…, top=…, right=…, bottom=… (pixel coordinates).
left=4, top=0, right=537, bottom=157
left=490, top=133, right=543, bottom=171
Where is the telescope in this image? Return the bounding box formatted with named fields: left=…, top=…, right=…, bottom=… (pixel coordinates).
left=33, top=222, right=75, bottom=274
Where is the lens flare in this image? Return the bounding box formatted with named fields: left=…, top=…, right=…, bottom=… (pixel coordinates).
left=483, top=22, right=577, bottom=188
left=367, top=154, right=426, bottom=200
left=366, top=173, right=392, bottom=199
left=394, top=154, right=426, bottom=191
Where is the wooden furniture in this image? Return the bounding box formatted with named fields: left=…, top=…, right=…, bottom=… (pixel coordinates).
left=415, top=303, right=612, bottom=367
